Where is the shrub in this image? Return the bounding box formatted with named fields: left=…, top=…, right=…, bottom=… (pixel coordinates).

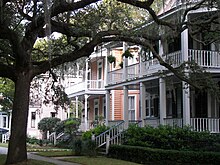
left=72, top=139, right=82, bottom=156
left=82, top=139, right=97, bottom=157
left=124, top=124, right=220, bottom=151
left=82, top=125, right=109, bottom=140
left=108, top=145, right=220, bottom=164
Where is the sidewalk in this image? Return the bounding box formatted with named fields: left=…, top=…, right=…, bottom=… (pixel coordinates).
left=0, top=147, right=81, bottom=165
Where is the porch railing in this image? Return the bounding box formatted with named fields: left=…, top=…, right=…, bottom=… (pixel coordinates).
left=2, top=132, right=10, bottom=143
left=190, top=118, right=220, bottom=133
left=164, top=118, right=183, bottom=128
left=108, top=68, right=123, bottom=85
left=107, top=49, right=220, bottom=85
left=127, top=63, right=139, bottom=80
left=188, top=49, right=220, bottom=68
left=143, top=118, right=160, bottom=128
left=87, top=80, right=104, bottom=89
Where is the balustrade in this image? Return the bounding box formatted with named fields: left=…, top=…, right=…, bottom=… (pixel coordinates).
left=190, top=118, right=220, bottom=133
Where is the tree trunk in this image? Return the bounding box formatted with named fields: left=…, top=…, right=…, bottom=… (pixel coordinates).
left=6, top=71, right=31, bottom=164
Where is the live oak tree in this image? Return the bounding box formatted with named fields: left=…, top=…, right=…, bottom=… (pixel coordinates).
left=0, top=0, right=219, bottom=164
left=0, top=0, right=145, bottom=164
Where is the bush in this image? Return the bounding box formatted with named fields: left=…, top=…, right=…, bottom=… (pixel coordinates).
left=124, top=125, right=220, bottom=151
left=108, top=145, right=220, bottom=164
left=82, top=139, right=97, bottom=157
left=26, top=137, right=39, bottom=144
left=72, top=139, right=82, bottom=156
left=82, top=125, right=109, bottom=140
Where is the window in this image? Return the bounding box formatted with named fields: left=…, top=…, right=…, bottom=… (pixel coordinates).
left=31, top=112, right=36, bottom=128
left=51, top=112, right=56, bottom=118
left=94, top=99, right=99, bottom=120
left=97, top=60, right=103, bottom=88
left=103, top=98, right=106, bottom=118
left=146, top=94, right=159, bottom=117
left=3, top=116, right=7, bottom=128
left=128, top=96, right=135, bottom=120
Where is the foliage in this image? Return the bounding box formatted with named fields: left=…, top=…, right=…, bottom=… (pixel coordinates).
left=72, top=139, right=82, bottom=156
left=108, top=145, right=220, bottom=164
left=107, top=55, right=116, bottom=63
left=64, top=118, right=81, bottom=136
left=119, top=61, right=123, bottom=68
left=124, top=125, right=220, bottom=152
left=82, top=139, right=97, bottom=157
left=122, top=50, right=133, bottom=58
left=38, top=117, right=61, bottom=134
left=82, top=125, right=110, bottom=140
left=0, top=78, right=14, bottom=111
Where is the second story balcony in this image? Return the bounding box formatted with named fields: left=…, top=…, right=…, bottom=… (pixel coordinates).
left=65, top=80, right=105, bottom=97
left=108, top=49, right=220, bottom=85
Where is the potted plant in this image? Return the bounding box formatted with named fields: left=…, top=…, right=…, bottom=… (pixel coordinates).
left=119, top=61, right=123, bottom=68
left=122, top=50, right=133, bottom=58
left=107, top=55, right=116, bottom=63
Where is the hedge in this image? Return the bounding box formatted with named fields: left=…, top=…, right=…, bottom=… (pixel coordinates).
left=108, top=145, right=220, bottom=164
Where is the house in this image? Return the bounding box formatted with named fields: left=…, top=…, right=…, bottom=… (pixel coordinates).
left=65, top=42, right=140, bottom=131
left=27, top=71, right=83, bottom=139
left=66, top=0, right=220, bottom=133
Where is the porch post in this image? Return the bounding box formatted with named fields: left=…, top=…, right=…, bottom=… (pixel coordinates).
left=140, top=82, right=146, bottom=127
left=85, top=58, right=89, bottom=89
left=207, top=92, right=212, bottom=117
left=105, top=90, right=110, bottom=126
left=123, top=85, right=129, bottom=129
left=76, top=96, right=79, bottom=118
left=182, top=84, right=190, bottom=125
left=181, top=21, right=190, bottom=126
left=84, top=94, right=89, bottom=130
left=159, top=78, right=166, bottom=125
left=105, top=48, right=110, bottom=86
left=123, top=42, right=128, bottom=81
left=111, top=90, right=115, bottom=120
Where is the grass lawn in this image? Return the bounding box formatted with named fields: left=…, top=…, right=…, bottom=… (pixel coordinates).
left=0, top=155, right=55, bottom=165
left=63, top=156, right=141, bottom=165
left=36, top=150, right=73, bottom=157
left=0, top=143, right=8, bottom=147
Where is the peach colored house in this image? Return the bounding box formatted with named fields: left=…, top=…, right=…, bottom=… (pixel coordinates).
left=65, top=43, right=140, bottom=131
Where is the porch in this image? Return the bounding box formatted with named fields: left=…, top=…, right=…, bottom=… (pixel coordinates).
left=108, top=49, right=220, bottom=85
left=65, top=79, right=105, bottom=96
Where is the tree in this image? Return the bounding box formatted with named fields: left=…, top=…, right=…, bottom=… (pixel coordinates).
left=38, top=117, right=61, bottom=139
left=0, top=0, right=145, bottom=164
left=0, top=0, right=219, bottom=164
left=0, top=78, right=14, bottom=111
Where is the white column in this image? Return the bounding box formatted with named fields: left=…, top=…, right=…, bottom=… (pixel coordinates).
left=140, top=82, right=146, bottom=127
left=182, top=82, right=190, bottom=125
left=85, top=58, right=89, bottom=89
left=105, top=90, right=110, bottom=126
left=207, top=92, right=212, bottom=118
left=123, top=42, right=128, bottom=81
left=123, top=86, right=129, bottom=129
left=111, top=90, right=115, bottom=120
left=76, top=96, right=79, bottom=118
left=105, top=48, right=110, bottom=86
left=159, top=78, right=166, bottom=125
left=84, top=94, right=89, bottom=130
left=181, top=21, right=190, bottom=126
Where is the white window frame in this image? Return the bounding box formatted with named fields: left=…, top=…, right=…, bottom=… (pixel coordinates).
left=94, top=99, right=99, bottom=120
left=145, top=93, right=159, bottom=117
left=128, top=95, right=136, bottom=120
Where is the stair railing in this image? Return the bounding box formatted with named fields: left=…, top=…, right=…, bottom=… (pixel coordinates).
left=2, top=132, right=10, bottom=143
left=95, top=120, right=125, bottom=150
